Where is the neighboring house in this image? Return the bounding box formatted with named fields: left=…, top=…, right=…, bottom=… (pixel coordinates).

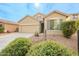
left=0, top=19, right=18, bottom=32
left=66, top=14, right=79, bottom=21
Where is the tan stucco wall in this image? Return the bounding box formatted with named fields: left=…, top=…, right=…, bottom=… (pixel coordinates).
left=46, top=30, right=63, bottom=35
left=4, top=23, right=18, bottom=32
left=45, top=12, right=67, bottom=21
left=66, top=16, right=71, bottom=21
left=18, top=16, right=40, bottom=33
left=45, top=12, right=67, bottom=34
left=34, top=13, right=45, bottom=22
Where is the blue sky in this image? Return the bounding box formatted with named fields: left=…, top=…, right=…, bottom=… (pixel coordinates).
left=0, top=3, right=79, bottom=22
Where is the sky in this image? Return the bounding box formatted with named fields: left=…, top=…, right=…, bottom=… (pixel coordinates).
left=0, top=3, right=79, bottom=22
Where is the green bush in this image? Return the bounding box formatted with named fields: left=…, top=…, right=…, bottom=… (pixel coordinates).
left=27, top=40, right=76, bottom=56
left=0, top=26, right=4, bottom=33
left=61, top=21, right=76, bottom=38
left=75, top=20, right=79, bottom=30
left=0, top=37, right=32, bottom=56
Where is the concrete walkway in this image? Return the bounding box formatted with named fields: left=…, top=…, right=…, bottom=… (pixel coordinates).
left=0, top=33, right=33, bottom=51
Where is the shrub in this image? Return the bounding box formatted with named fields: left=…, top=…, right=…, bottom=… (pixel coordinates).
left=75, top=20, right=79, bottom=30
left=27, top=40, right=76, bottom=56
left=61, top=21, right=76, bottom=38
left=0, top=26, right=4, bottom=33
left=0, top=37, right=32, bottom=56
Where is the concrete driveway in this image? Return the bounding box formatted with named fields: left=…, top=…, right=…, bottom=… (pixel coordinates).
left=0, top=33, right=33, bottom=51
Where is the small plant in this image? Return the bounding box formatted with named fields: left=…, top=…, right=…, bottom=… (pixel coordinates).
left=34, top=32, right=39, bottom=37
left=61, top=21, right=76, bottom=38
left=0, top=26, right=4, bottom=33
left=0, top=37, right=32, bottom=56
left=26, top=40, right=76, bottom=56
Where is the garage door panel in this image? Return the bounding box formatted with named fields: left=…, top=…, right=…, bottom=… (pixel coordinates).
left=19, top=25, right=40, bottom=33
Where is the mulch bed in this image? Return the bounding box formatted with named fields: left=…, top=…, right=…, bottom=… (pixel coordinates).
left=30, top=33, right=77, bottom=51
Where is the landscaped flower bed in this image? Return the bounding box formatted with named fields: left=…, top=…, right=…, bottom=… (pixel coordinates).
left=27, top=40, right=76, bottom=56
left=0, top=37, right=77, bottom=56
left=0, top=37, right=32, bottom=56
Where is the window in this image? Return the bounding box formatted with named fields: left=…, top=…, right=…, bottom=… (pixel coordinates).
left=47, top=19, right=62, bottom=30
left=50, top=20, right=54, bottom=30
left=55, top=19, right=62, bottom=30
left=47, top=20, right=54, bottom=30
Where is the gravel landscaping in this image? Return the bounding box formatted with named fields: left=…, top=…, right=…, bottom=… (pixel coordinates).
left=30, top=33, right=77, bottom=51
left=0, top=32, right=77, bottom=54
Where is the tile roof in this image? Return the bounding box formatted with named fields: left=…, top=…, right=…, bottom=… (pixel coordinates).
left=0, top=19, right=18, bottom=25
left=45, top=10, right=69, bottom=18
left=18, top=15, right=39, bottom=23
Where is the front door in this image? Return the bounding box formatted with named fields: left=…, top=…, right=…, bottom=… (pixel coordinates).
left=40, top=23, right=44, bottom=33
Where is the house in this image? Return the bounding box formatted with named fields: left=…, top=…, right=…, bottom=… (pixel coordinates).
left=18, top=10, right=79, bottom=34
left=1, top=10, right=79, bottom=34
left=18, top=10, right=69, bottom=34
left=0, top=19, right=18, bottom=32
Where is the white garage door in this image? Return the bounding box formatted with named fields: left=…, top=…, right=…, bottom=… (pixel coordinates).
left=19, top=25, right=40, bottom=33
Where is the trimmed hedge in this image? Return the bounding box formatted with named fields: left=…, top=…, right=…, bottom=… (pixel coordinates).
left=61, top=21, right=76, bottom=38
left=0, top=26, right=4, bottom=33
left=0, top=37, right=32, bottom=56
left=27, top=40, right=76, bottom=56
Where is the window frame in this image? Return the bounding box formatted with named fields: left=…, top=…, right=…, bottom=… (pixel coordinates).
left=47, top=18, right=62, bottom=30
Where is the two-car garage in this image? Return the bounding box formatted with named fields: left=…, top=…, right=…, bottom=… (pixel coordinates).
left=18, top=16, right=40, bottom=33
left=19, top=25, right=40, bottom=33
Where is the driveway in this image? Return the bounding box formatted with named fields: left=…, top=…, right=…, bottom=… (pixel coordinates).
left=0, top=33, right=33, bottom=51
